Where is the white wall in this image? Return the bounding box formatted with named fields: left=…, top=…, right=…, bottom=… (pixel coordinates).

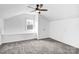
left=49, top=17, right=79, bottom=48
left=38, top=15, right=49, bottom=39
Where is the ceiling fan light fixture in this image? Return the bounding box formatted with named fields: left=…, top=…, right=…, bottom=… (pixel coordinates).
left=35, top=10, right=41, bottom=14
left=36, top=10, right=39, bottom=12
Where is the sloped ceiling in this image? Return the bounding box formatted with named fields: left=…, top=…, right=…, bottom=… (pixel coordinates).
left=0, top=4, right=31, bottom=19
left=0, top=4, right=79, bottom=21
left=43, top=4, right=79, bottom=21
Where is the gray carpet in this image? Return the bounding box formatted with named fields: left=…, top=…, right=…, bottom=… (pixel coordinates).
left=0, top=38, right=79, bottom=54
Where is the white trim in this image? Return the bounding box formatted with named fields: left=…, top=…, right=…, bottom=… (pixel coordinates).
left=2, top=31, right=36, bottom=35
left=35, top=13, right=39, bottom=39
left=5, top=11, right=37, bottom=19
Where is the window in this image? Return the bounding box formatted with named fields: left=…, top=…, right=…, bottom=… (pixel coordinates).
left=26, top=19, right=34, bottom=31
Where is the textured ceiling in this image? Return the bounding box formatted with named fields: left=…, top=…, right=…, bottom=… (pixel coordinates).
left=0, top=4, right=79, bottom=21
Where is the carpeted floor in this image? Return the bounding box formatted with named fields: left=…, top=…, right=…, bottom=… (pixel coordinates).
left=0, top=38, right=79, bottom=54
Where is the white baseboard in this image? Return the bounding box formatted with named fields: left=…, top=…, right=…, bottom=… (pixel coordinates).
left=50, top=36, right=79, bottom=49
left=2, top=33, right=37, bottom=43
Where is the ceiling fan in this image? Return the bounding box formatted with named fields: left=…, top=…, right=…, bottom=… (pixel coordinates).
left=27, top=4, right=48, bottom=14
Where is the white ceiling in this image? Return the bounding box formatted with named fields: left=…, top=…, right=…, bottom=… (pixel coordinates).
left=0, top=4, right=79, bottom=21
left=43, top=4, right=79, bottom=21
left=0, top=4, right=30, bottom=19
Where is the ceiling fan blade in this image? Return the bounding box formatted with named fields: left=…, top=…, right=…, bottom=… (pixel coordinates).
left=39, top=9, right=48, bottom=11
left=27, top=6, right=35, bottom=9
left=40, top=4, right=43, bottom=8
left=31, top=10, right=36, bottom=12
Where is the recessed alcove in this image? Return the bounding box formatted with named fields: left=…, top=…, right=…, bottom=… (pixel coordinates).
left=2, top=13, right=37, bottom=35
